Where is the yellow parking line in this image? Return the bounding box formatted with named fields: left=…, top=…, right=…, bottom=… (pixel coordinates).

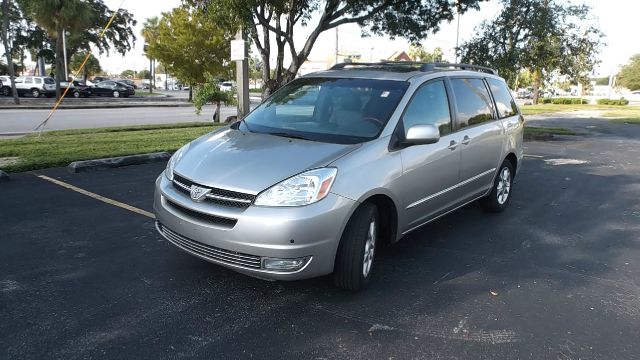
left=35, top=174, right=155, bottom=219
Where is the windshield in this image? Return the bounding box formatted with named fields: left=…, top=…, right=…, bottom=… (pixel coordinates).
left=237, top=77, right=409, bottom=144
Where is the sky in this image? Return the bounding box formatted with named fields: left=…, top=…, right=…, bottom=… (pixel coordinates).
left=97, top=0, right=640, bottom=77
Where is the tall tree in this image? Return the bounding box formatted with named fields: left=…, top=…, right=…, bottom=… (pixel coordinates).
left=142, top=5, right=233, bottom=101
left=190, top=0, right=486, bottom=97
left=618, top=54, right=640, bottom=91
left=408, top=45, right=444, bottom=62
left=1, top=0, right=20, bottom=104
left=70, top=51, right=101, bottom=82
left=458, top=0, right=603, bottom=103
left=24, top=0, right=93, bottom=98
left=23, top=0, right=136, bottom=99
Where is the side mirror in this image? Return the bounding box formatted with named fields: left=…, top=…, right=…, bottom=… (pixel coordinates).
left=403, top=124, right=440, bottom=145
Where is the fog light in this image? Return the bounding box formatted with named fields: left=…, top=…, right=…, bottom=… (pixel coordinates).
left=262, top=256, right=311, bottom=272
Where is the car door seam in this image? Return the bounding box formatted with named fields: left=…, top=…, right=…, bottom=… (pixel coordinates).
left=406, top=167, right=496, bottom=209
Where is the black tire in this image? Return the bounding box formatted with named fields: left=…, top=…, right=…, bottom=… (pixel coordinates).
left=480, top=159, right=514, bottom=213
left=112, top=90, right=120, bottom=98
left=1, top=87, right=9, bottom=96
left=31, top=88, right=40, bottom=98
left=73, top=91, right=81, bottom=98
left=333, top=202, right=379, bottom=291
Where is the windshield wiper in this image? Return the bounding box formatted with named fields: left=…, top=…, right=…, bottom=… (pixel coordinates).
left=267, top=132, right=312, bottom=141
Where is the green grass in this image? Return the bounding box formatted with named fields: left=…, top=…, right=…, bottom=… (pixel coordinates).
left=524, top=126, right=578, bottom=139
left=0, top=122, right=221, bottom=172
left=520, top=103, right=632, bottom=116
left=601, top=109, right=640, bottom=124
left=134, top=90, right=164, bottom=97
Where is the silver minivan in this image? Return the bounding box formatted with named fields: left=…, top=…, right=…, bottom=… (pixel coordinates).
left=154, top=63, right=524, bottom=290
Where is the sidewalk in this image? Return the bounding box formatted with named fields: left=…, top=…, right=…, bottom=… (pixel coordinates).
left=0, top=95, right=192, bottom=110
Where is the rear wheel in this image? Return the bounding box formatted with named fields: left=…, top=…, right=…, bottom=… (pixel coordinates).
left=73, top=91, right=81, bottom=98
left=1, top=87, right=9, bottom=96
left=334, top=202, right=379, bottom=291
left=480, top=159, right=514, bottom=213
left=112, top=90, right=120, bottom=98
left=31, top=88, right=41, bottom=98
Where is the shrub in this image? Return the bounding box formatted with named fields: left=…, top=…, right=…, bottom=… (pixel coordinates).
left=543, top=97, right=588, bottom=104
left=596, top=98, right=629, bottom=105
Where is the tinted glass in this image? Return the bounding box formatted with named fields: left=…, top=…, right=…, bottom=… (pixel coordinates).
left=239, top=77, right=409, bottom=144
left=450, top=78, right=495, bottom=127
left=25, top=78, right=33, bottom=84
left=34, top=78, right=42, bottom=84
left=487, top=78, right=518, bottom=118
left=44, top=78, right=54, bottom=84
left=402, top=81, right=451, bottom=135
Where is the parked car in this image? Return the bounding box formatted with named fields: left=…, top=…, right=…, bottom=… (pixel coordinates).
left=71, top=80, right=92, bottom=98
left=92, top=76, right=109, bottom=83
left=625, top=90, right=640, bottom=102
left=0, top=75, right=9, bottom=96
left=14, top=76, right=58, bottom=97
left=91, top=80, right=134, bottom=98
left=118, top=79, right=137, bottom=89
left=154, top=62, right=524, bottom=291
left=218, top=81, right=235, bottom=92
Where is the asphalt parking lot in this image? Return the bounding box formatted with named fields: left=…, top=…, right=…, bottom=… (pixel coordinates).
left=1, top=118, right=640, bottom=359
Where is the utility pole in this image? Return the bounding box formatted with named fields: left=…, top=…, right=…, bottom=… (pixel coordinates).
left=455, top=3, right=461, bottom=63
left=233, top=28, right=250, bottom=118
left=62, top=29, right=68, bottom=80
left=335, top=28, right=339, bottom=65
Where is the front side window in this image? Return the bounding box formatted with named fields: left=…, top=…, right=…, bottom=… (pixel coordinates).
left=34, top=78, right=42, bottom=84
left=450, top=78, right=495, bottom=127
left=402, top=80, right=452, bottom=136
left=487, top=78, right=519, bottom=118
left=238, top=77, right=409, bottom=144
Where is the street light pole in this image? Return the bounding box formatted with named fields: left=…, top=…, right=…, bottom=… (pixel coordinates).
left=62, top=28, right=68, bottom=80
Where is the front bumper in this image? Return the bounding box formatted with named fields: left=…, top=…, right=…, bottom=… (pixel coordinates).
left=153, top=175, right=357, bottom=280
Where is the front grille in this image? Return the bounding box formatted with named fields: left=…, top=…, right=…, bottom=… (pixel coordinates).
left=173, top=173, right=255, bottom=208
left=156, top=222, right=262, bottom=269
left=166, top=199, right=237, bottom=228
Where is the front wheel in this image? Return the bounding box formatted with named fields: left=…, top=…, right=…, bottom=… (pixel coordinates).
left=31, top=89, right=41, bottom=98
left=73, top=91, right=81, bottom=98
left=334, top=202, right=379, bottom=291
left=112, top=90, right=120, bottom=98
left=480, top=160, right=514, bottom=213
left=1, top=87, right=9, bottom=96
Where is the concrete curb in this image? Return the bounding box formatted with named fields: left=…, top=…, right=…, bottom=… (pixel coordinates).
left=67, top=152, right=171, bottom=173
left=0, top=103, right=191, bottom=110
left=0, top=170, right=9, bottom=181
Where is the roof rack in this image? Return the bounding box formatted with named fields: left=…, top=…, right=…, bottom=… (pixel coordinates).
left=330, top=61, right=498, bottom=75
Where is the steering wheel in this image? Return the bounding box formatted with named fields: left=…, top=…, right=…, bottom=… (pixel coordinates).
left=362, top=117, right=384, bottom=127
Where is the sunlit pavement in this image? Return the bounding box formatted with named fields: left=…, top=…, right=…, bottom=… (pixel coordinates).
left=1, top=117, right=639, bottom=359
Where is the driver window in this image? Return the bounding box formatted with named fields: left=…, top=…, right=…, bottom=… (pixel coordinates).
left=402, top=80, right=452, bottom=136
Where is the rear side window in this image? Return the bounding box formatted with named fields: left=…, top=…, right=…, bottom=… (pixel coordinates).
left=44, top=78, right=55, bottom=84
left=487, top=78, right=519, bottom=118
left=402, top=80, right=452, bottom=135
left=25, top=77, right=33, bottom=84
left=450, top=78, right=495, bottom=127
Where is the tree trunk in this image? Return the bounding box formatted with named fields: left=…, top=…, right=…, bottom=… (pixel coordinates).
left=532, top=68, right=543, bottom=105
left=188, top=85, right=193, bottom=102
left=214, top=102, right=220, bottom=123
left=1, top=0, right=19, bottom=104
left=55, top=25, right=65, bottom=100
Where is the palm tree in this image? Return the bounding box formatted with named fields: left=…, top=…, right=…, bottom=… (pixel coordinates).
left=24, top=0, right=92, bottom=99
left=1, top=0, right=19, bottom=104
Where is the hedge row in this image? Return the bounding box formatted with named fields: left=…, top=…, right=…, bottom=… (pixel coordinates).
left=596, top=98, right=629, bottom=105
left=540, top=98, right=588, bottom=104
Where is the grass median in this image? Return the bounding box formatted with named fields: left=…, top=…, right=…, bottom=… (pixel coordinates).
left=0, top=122, right=221, bottom=173
left=520, top=103, right=637, bottom=116
left=524, top=126, right=577, bottom=140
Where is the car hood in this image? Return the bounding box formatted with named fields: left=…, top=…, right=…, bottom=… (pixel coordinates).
left=173, top=128, right=360, bottom=194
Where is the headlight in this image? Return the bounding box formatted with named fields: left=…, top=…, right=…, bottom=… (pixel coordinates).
left=254, top=168, right=338, bottom=207
left=165, top=144, right=190, bottom=181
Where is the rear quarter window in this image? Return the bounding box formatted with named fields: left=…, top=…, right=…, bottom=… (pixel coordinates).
left=450, top=78, right=495, bottom=127
left=487, top=78, right=519, bottom=118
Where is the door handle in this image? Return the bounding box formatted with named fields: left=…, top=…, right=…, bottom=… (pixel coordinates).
left=448, top=140, right=458, bottom=150
left=461, top=135, right=471, bottom=145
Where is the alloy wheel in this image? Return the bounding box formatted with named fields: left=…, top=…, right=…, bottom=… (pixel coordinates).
left=362, top=219, right=376, bottom=277
left=496, top=167, right=511, bottom=205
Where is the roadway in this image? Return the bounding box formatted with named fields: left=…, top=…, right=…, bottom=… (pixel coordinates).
left=0, top=105, right=242, bottom=134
